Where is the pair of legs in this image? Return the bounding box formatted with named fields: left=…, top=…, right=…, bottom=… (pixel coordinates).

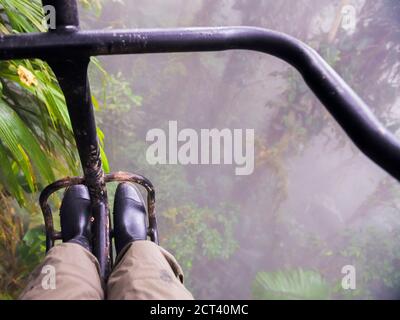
left=19, top=183, right=193, bottom=300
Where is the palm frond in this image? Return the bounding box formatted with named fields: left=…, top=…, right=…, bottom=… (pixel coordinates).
left=252, top=268, right=331, bottom=300
left=0, top=0, right=109, bottom=205
left=0, top=98, right=54, bottom=190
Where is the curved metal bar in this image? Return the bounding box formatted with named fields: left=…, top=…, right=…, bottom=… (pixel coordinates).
left=1, top=26, right=399, bottom=181
left=39, top=176, right=85, bottom=251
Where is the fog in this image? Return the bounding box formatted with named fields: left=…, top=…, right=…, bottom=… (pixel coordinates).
left=82, top=0, right=400, bottom=299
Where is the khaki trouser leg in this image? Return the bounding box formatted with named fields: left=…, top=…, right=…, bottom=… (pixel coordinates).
left=107, top=241, right=194, bottom=300
left=19, top=243, right=104, bottom=300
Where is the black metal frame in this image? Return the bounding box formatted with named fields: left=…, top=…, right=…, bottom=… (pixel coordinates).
left=1, top=0, right=399, bottom=280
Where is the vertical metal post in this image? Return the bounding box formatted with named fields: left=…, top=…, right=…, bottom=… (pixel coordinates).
left=42, top=0, right=111, bottom=279
left=42, top=0, right=80, bottom=32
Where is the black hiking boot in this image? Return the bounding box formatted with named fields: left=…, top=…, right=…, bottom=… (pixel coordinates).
left=113, top=182, right=147, bottom=256
left=60, top=185, right=92, bottom=251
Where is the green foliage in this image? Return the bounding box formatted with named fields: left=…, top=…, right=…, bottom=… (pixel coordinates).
left=0, top=0, right=79, bottom=205
left=335, top=226, right=400, bottom=299
left=162, top=204, right=239, bottom=272
left=1, top=0, right=45, bottom=33
left=16, top=226, right=46, bottom=273
left=90, top=67, right=142, bottom=112
left=0, top=1, right=110, bottom=205
left=252, top=269, right=331, bottom=300
left=0, top=98, right=55, bottom=198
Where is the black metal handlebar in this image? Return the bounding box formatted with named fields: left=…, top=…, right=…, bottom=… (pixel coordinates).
left=1, top=27, right=399, bottom=182
left=0, top=0, right=398, bottom=280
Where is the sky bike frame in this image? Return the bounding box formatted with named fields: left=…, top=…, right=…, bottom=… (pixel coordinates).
left=1, top=0, right=400, bottom=281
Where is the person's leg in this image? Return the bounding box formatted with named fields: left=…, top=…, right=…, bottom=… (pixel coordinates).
left=106, top=183, right=193, bottom=300
left=19, top=243, right=103, bottom=300
left=108, top=241, right=193, bottom=300
left=19, top=185, right=104, bottom=300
